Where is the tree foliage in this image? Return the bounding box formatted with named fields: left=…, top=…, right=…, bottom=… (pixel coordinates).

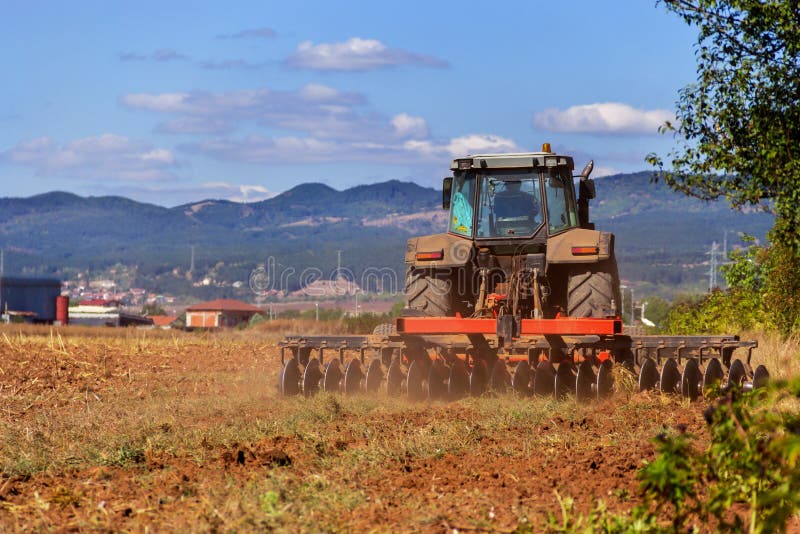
left=649, top=0, right=800, bottom=251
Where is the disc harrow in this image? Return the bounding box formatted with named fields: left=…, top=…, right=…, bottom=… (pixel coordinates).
left=277, top=319, right=768, bottom=402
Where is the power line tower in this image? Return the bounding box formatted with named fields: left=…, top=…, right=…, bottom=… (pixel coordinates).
left=707, top=241, right=720, bottom=292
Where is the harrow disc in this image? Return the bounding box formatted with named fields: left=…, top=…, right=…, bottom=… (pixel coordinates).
left=448, top=359, right=469, bottom=399
left=753, top=365, right=770, bottom=390
left=490, top=359, right=511, bottom=393
left=638, top=357, right=659, bottom=392
left=428, top=359, right=449, bottom=400
left=302, top=358, right=323, bottom=397
left=406, top=360, right=426, bottom=401
left=511, top=361, right=532, bottom=396
left=555, top=363, right=576, bottom=400
left=533, top=360, right=555, bottom=397
left=680, top=358, right=701, bottom=401
left=386, top=358, right=404, bottom=397
left=575, top=361, right=595, bottom=403
left=727, top=358, right=746, bottom=390
left=323, top=359, right=343, bottom=393
left=279, top=358, right=302, bottom=396
left=469, top=360, right=488, bottom=397
left=659, top=358, right=681, bottom=394
left=365, top=358, right=383, bottom=393
left=343, top=359, right=363, bottom=395
left=702, top=358, right=724, bottom=394
left=597, top=360, right=614, bottom=399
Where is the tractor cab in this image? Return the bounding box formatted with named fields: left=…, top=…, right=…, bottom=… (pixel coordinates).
left=443, top=144, right=595, bottom=242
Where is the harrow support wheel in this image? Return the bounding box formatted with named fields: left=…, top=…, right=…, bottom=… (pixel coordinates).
left=448, top=360, right=469, bottom=399
left=365, top=358, right=383, bottom=393
left=555, top=363, right=576, bottom=400
left=533, top=361, right=555, bottom=397
left=638, top=358, right=659, bottom=392
left=386, top=358, right=404, bottom=397
left=702, top=358, right=724, bottom=395
left=343, top=359, right=363, bottom=395
left=469, top=360, right=489, bottom=397
left=680, top=358, right=701, bottom=401
left=597, top=360, right=614, bottom=399
left=659, top=358, right=680, bottom=394
left=428, top=359, right=449, bottom=400
left=575, top=361, right=595, bottom=403
left=727, top=359, right=746, bottom=390
left=512, top=361, right=532, bottom=396
left=302, top=358, right=323, bottom=397
left=406, top=360, right=427, bottom=401
left=323, top=359, right=343, bottom=393
left=279, top=358, right=302, bottom=396
left=490, top=359, right=511, bottom=393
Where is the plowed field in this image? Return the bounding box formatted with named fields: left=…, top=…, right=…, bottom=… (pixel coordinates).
left=0, top=325, right=754, bottom=531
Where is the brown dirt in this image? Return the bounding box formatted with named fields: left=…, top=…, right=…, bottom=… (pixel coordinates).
left=0, top=325, right=727, bottom=531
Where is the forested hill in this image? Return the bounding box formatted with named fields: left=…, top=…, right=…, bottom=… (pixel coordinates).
left=0, top=174, right=772, bottom=297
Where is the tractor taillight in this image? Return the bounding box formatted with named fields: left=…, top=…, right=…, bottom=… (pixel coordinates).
left=571, top=246, right=599, bottom=255
left=416, top=250, right=444, bottom=261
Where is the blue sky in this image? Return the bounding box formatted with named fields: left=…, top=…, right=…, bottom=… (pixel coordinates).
left=0, top=0, right=697, bottom=206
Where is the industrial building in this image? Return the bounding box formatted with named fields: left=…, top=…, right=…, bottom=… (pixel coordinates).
left=0, top=277, right=64, bottom=324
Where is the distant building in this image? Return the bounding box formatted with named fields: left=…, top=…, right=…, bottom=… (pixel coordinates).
left=0, top=277, right=62, bottom=323
left=185, top=299, right=263, bottom=328
left=69, top=305, right=154, bottom=327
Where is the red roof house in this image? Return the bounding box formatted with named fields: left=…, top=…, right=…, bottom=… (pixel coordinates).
left=149, top=315, right=178, bottom=328
left=184, top=299, right=263, bottom=328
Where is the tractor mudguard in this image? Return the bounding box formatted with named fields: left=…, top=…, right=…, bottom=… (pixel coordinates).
left=405, top=233, right=474, bottom=268
left=546, top=228, right=614, bottom=264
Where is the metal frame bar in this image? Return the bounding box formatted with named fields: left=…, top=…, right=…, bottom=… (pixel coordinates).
left=395, top=317, right=622, bottom=336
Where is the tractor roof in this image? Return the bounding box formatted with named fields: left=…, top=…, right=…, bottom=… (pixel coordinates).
left=450, top=152, right=574, bottom=172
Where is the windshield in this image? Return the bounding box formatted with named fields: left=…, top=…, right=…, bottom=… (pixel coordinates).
left=448, top=173, right=475, bottom=237
left=544, top=169, right=579, bottom=234
left=476, top=172, right=543, bottom=238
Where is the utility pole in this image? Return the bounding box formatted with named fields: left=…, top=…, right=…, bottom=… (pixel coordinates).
left=0, top=249, right=4, bottom=275
left=190, top=245, right=195, bottom=274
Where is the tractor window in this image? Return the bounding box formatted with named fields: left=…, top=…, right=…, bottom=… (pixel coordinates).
left=544, top=169, right=579, bottom=234
left=448, top=174, right=475, bottom=237
left=476, top=173, right=543, bottom=238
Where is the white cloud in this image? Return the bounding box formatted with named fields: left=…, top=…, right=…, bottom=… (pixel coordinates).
left=532, top=102, right=674, bottom=134
left=182, top=131, right=520, bottom=166
left=196, top=182, right=275, bottom=202
left=286, top=37, right=447, bottom=71
left=405, top=134, right=519, bottom=158
left=118, top=49, right=188, bottom=62
left=216, top=27, right=276, bottom=39
left=1, top=134, right=178, bottom=181
left=391, top=113, right=428, bottom=139
left=121, top=85, right=373, bottom=138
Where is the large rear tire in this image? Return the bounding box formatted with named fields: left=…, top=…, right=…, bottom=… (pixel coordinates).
left=405, top=266, right=453, bottom=317
left=567, top=258, right=620, bottom=318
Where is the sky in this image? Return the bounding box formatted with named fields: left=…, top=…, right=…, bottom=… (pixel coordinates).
left=0, top=0, right=699, bottom=206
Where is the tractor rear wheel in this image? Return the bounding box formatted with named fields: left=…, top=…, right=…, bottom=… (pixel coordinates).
left=405, top=266, right=453, bottom=317
left=567, top=258, right=620, bottom=318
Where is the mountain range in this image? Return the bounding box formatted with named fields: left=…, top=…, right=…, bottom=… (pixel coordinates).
left=0, top=174, right=773, bottom=299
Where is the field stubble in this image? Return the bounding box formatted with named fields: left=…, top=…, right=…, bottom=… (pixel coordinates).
left=0, top=324, right=794, bottom=531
